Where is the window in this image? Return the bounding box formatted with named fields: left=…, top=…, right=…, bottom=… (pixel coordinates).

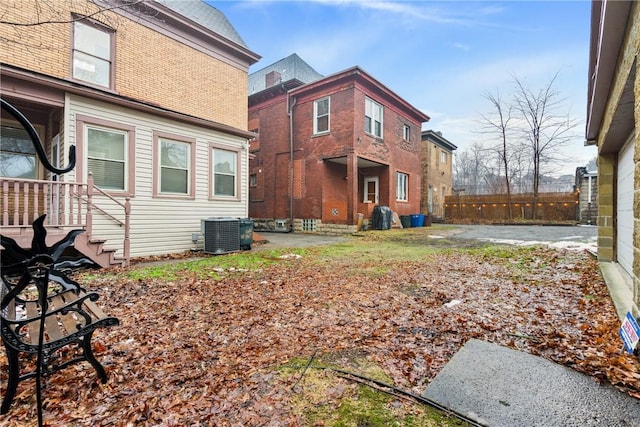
left=249, top=174, right=257, bottom=187
left=403, top=124, right=410, bottom=141
left=0, top=125, right=37, bottom=178
left=212, top=148, right=237, bottom=197
left=73, top=20, right=112, bottom=87
left=314, top=97, right=330, bottom=134
left=396, top=172, right=408, bottom=201
left=159, top=139, right=190, bottom=194
left=441, top=151, right=447, bottom=163
left=87, top=126, right=126, bottom=190
left=365, top=97, right=383, bottom=138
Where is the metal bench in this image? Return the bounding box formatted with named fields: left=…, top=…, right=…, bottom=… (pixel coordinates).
left=0, top=216, right=119, bottom=423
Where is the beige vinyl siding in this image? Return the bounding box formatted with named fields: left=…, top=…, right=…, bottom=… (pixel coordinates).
left=65, top=94, right=249, bottom=258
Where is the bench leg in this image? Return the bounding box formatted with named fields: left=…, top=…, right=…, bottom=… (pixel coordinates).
left=82, top=332, right=108, bottom=383
left=1, top=344, right=20, bottom=414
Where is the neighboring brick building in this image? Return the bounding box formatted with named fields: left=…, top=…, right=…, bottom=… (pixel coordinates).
left=586, top=0, right=639, bottom=320
left=0, top=0, right=260, bottom=265
left=248, top=54, right=429, bottom=233
left=421, top=130, right=457, bottom=221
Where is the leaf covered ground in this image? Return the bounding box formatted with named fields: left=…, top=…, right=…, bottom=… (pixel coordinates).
left=1, top=227, right=638, bottom=426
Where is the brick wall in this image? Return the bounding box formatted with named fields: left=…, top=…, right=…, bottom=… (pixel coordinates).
left=248, top=72, right=424, bottom=229
left=0, top=0, right=248, bottom=129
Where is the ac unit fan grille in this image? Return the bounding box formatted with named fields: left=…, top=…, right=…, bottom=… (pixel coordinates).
left=203, top=219, right=240, bottom=254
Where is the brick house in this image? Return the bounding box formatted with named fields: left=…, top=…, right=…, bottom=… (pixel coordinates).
left=586, top=0, right=639, bottom=319
left=421, top=130, right=457, bottom=221
left=248, top=54, right=430, bottom=233
left=0, top=0, right=260, bottom=266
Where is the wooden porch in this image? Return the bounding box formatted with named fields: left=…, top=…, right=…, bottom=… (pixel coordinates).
left=0, top=174, right=131, bottom=267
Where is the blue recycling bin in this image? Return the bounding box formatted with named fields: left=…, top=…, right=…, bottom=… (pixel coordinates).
left=410, top=214, right=425, bottom=227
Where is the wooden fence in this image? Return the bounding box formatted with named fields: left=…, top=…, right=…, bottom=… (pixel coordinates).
left=444, top=192, right=579, bottom=223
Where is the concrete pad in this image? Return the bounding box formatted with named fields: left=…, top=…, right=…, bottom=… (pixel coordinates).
left=423, top=339, right=640, bottom=427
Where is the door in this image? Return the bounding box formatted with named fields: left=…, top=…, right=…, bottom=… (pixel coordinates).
left=617, top=134, right=634, bottom=275
left=364, top=177, right=378, bottom=204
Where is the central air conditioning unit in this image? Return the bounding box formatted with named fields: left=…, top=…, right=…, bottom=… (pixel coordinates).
left=202, top=218, right=240, bottom=254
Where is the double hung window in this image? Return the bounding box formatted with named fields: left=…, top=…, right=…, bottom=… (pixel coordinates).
left=159, top=139, right=190, bottom=195
left=314, top=97, right=330, bottom=134
left=87, top=126, right=126, bottom=190
left=365, top=97, right=383, bottom=138
left=212, top=148, right=237, bottom=197
left=396, top=172, right=408, bottom=201
left=73, top=20, right=112, bottom=88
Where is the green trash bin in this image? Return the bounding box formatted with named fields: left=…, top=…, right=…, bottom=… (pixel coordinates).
left=400, top=215, right=412, bottom=228
left=239, top=218, right=253, bottom=250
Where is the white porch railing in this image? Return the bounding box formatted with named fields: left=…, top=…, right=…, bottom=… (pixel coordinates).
left=0, top=174, right=130, bottom=264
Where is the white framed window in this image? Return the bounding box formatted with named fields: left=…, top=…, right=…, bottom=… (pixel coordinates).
left=441, top=151, right=447, bottom=163
left=314, top=97, right=330, bottom=134
left=403, top=124, right=410, bottom=141
left=365, top=97, right=383, bottom=138
left=396, top=172, right=408, bottom=201
left=159, top=138, right=190, bottom=195
left=73, top=20, right=112, bottom=88
left=86, top=125, right=127, bottom=190
left=0, top=124, right=38, bottom=179
left=212, top=148, right=237, bottom=197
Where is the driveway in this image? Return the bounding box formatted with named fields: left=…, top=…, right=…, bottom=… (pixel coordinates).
left=446, top=224, right=598, bottom=252
left=255, top=225, right=597, bottom=252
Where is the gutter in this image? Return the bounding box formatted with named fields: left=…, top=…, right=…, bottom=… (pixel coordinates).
left=287, top=90, right=297, bottom=231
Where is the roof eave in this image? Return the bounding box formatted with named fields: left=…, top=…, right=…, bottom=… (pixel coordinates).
left=585, top=0, right=632, bottom=142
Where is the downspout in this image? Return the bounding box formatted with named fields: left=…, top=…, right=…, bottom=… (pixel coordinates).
left=287, top=91, right=297, bottom=231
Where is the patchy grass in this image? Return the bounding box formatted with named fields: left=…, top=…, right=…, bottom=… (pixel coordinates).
left=280, top=353, right=470, bottom=427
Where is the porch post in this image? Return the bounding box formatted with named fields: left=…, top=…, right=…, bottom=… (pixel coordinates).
left=347, top=153, right=358, bottom=226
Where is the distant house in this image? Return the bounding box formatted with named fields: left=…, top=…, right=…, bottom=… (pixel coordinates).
left=421, top=130, right=457, bottom=221
left=248, top=54, right=430, bottom=233
left=585, top=0, right=638, bottom=319
left=0, top=0, right=260, bottom=266
left=575, top=165, right=598, bottom=225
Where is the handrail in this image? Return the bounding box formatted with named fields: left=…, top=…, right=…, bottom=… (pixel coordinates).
left=0, top=176, right=131, bottom=266
left=1, top=98, right=76, bottom=175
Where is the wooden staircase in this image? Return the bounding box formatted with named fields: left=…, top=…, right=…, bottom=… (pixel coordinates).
left=73, top=232, right=126, bottom=268
left=1, top=229, right=125, bottom=269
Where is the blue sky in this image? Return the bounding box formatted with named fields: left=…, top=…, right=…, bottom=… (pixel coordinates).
left=211, top=0, right=596, bottom=176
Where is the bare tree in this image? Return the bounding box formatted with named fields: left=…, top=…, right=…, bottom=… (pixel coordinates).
left=453, top=142, right=494, bottom=195
left=479, top=90, right=514, bottom=218
left=512, top=73, right=579, bottom=217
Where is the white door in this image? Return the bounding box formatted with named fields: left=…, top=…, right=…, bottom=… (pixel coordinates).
left=617, top=134, right=635, bottom=275
left=364, top=177, right=379, bottom=204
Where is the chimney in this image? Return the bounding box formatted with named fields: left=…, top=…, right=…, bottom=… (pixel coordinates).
left=265, top=70, right=282, bottom=88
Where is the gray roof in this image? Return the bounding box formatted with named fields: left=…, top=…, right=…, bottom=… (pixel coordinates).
left=155, top=0, right=248, bottom=48
left=249, top=54, right=323, bottom=94
left=422, top=130, right=457, bottom=152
